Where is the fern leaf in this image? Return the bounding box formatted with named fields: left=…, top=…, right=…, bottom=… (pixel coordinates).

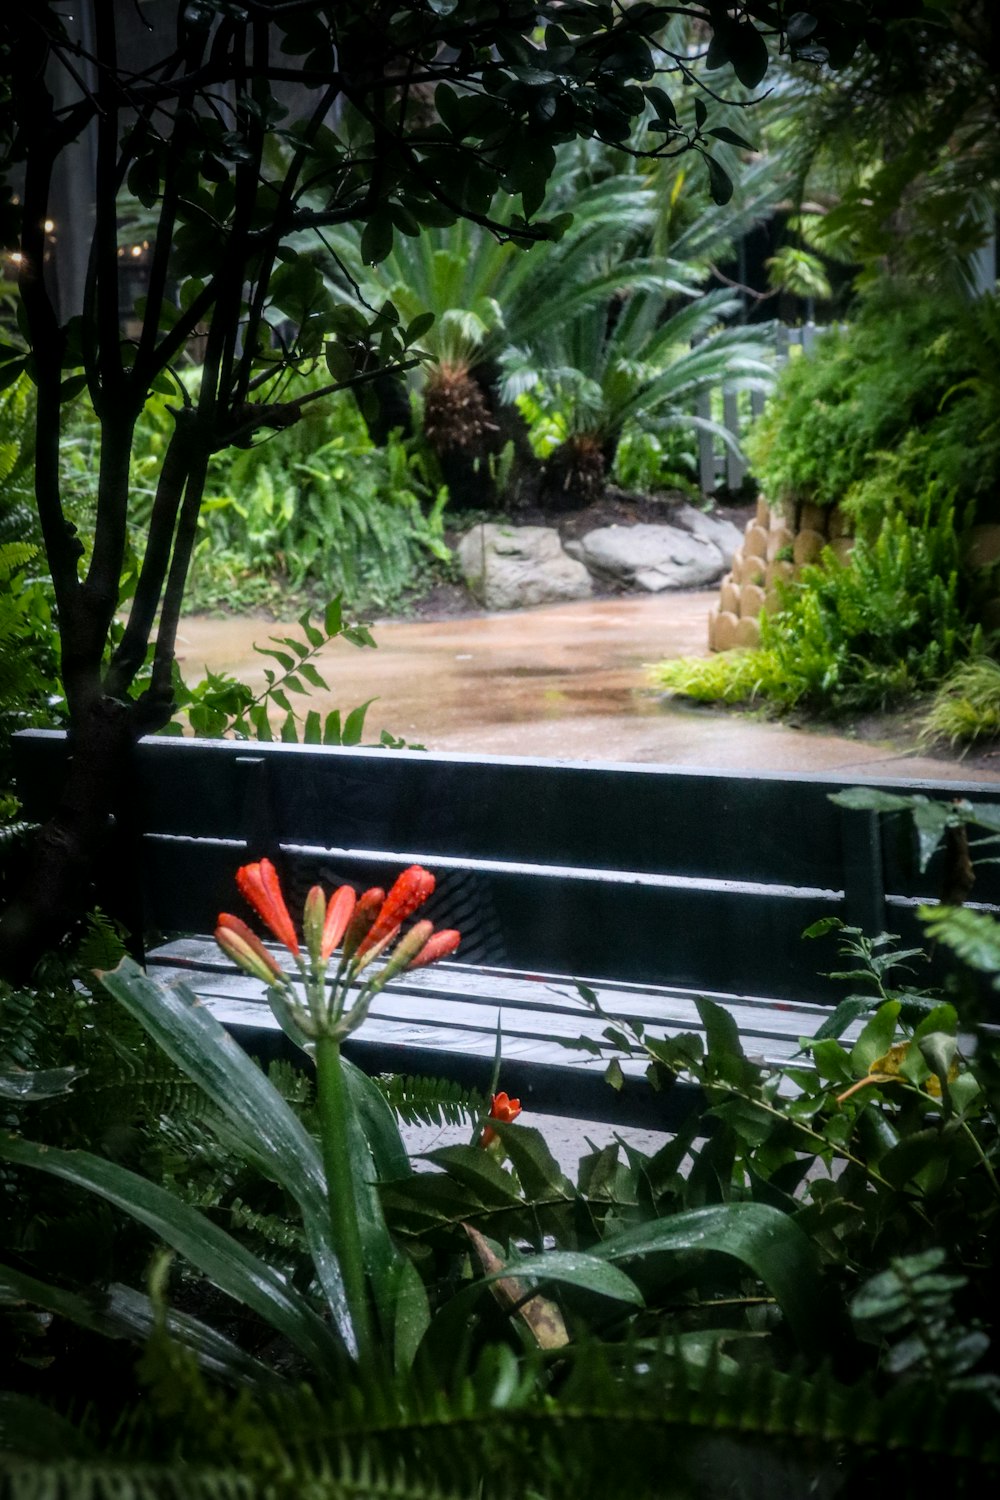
left=375, top=1073, right=486, bottom=1128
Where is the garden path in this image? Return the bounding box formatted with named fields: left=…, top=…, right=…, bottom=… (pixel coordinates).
left=177, top=591, right=1000, bottom=783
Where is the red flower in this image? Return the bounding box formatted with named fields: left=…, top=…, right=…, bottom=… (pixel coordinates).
left=480, top=1090, right=522, bottom=1148
left=357, top=865, right=435, bottom=958
left=215, top=913, right=286, bottom=985
left=236, top=858, right=300, bottom=957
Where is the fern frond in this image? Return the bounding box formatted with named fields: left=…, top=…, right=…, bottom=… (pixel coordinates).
left=0, top=1462, right=261, bottom=1500
left=375, top=1073, right=486, bottom=1128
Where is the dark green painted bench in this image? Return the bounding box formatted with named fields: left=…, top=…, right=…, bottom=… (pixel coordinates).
left=13, top=728, right=1000, bottom=1128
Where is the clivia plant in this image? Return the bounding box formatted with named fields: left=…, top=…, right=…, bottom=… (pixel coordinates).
left=6, top=822, right=1000, bottom=1489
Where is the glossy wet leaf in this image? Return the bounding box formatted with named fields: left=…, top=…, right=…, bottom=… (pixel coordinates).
left=95, top=960, right=353, bottom=1350
left=849, top=1001, right=901, bottom=1074
left=0, top=1134, right=341, bottom=1376
left=592, top=1202, right=830, bottom=1357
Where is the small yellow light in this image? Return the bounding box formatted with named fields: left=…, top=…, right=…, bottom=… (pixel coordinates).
left=8, top=250, right=24, bottom=264
left=130, top=244, right=142, bottom=257
left=44, top=219, right=54, bottom=233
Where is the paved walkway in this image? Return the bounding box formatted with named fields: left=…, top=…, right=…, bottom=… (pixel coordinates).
left=178, top=591, right=1000, bottom=783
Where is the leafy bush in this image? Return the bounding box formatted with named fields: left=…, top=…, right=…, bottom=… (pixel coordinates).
left=0, top=379, right=63, bottom=805
left=655, top=501, right=980, bottom=714
left=920, top=655, right=1000, bottom=748
left=63, top=376, right=449, bottom=617
left=747, top=289, right=1000, bottom=532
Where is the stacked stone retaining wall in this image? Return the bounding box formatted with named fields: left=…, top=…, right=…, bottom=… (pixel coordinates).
left=709, top=497, right=853, bottom=651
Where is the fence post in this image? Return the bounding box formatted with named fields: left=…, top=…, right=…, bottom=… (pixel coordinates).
left=697, top=391, right=716, bottom=495
left=723, top=388, right=744, bottom=490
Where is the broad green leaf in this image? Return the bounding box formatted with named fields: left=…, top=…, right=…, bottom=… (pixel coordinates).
left=361, top=211, right=394, bottom=266
left=594, top=1202, right=830, bottom=1356
left=911, top=801, right=953, bottom=871
left=808, top=996, right=876, bottom=1044
left=807, top=1038, right=854, bottom=1085
left=707, top=126, right=756, bottom=151
left=849, top=1000, right=901, bottom=1074
left=421, top=1144, right=524, bottom=1205
left=696, top=996, right=744, bottom=1059
left=829, top=789, right=917, bottom=813
left=917, top=1031, right=957, bottom=1092
left=485, top=1122, right=572, bottom=1199
left=405, top=310, right=435, bottom=343
left=422, top=1247, right=643, bottom=1366
left=323, top=596, right=344, bottom=635
left=704, top=153, right=733, bottom=206
left=0, top=1134, right=340, bottom=1375
left=391, top=1256, right=431, bottom=1375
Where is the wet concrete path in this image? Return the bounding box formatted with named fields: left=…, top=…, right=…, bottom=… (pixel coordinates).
left=177, top=591, right=1000, bottom=783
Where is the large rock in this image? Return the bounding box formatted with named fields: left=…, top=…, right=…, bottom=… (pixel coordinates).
left=457, top=524, right=592, bottom=610
left=672, top=504, right=743, bottom=567
left=567, top=523, right=727, bottom=591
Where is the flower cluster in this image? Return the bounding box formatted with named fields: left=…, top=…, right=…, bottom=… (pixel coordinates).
left=216, top=858, right=460, bottom=1044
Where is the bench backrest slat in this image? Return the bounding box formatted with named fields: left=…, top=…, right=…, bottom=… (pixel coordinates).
left=15, top=729, right=1000, bottom=1006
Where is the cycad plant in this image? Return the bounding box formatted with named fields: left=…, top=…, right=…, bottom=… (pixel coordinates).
left=503, top=287, right=775, bottom=503
left=324, top=165, right=682, bottom=503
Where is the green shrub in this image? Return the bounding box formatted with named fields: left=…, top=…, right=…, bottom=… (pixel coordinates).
left=63, top=374, right=450, bottom=617
left=920, top=656, right=1000, bottom=748
left=0, top=378, right=64, bottom=803
left=747, top=290, right=1000, bottom=532
left=655, top=501, right=980, bottom=714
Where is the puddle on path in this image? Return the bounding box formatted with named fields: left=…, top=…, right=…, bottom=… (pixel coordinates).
left=176, top=592, right=1000, bottom=782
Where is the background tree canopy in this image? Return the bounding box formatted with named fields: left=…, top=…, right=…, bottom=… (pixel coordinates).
left=0, top=1, right=881, bottom=973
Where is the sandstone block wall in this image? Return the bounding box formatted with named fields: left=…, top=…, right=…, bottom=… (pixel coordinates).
left=708, top=498, right=853, bottom=652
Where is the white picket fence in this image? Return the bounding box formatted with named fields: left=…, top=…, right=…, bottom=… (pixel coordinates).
left=696, top=322, right=825, bottom=495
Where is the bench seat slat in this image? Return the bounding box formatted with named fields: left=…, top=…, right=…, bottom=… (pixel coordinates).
left=150, top=938, right=842, bottom=1044
left=149, top=959, right=815, bottom=1064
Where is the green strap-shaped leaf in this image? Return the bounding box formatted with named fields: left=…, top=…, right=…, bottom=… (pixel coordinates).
left=593, top=1202, right=831, bottom=1357
left=96, top=959, right=353, bottom=1350
left=0, top=1133, right=342, bottom=1377
left=0, top=1262, right=274, bottom=1390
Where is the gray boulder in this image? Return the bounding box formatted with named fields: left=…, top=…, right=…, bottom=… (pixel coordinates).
left=673, top=504, right=743, bottom=567
left=457, top=524, right=593, bottom=610
left=566, top=523, right=727, bottom=591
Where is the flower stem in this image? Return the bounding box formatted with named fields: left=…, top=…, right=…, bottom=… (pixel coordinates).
left=314, top=1033, right=374, bottom=1366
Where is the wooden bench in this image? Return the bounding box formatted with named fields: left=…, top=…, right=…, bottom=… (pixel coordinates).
left=14, top=728, right=1000, bottom=1129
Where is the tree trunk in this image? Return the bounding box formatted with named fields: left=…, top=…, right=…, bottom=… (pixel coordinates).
left=0, top=697, right=146, bottom=981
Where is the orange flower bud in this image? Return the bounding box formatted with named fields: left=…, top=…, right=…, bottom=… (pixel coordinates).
left=341, top=887, right=385, bottom=961
left=236, top=858, right=300, bottom=957
left=357, top=866, right=435, bottom=957
left=321, top=885, right=357, bottom=961
left=406, top=928, right=460, bottom=971
left=303, top=885, right=327, bottom=967
left=215, top=913, right=286, bottom=986
left=371, top=919, right=434, bottom=989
